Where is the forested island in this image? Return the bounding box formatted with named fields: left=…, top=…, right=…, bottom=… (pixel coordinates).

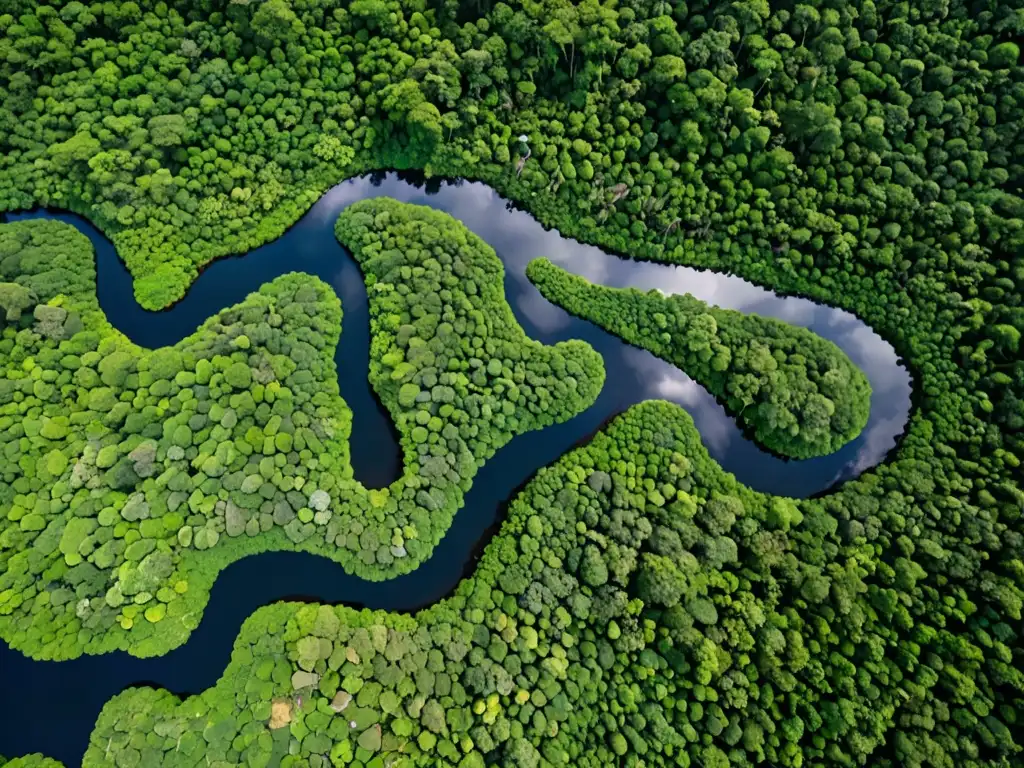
left=1, top=0, right=1022, bottom=767
left=527, top=257, right=872, bottom=458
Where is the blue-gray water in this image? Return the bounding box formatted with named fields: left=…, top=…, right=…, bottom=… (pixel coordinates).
left=0, top=172, right=911, bottom=765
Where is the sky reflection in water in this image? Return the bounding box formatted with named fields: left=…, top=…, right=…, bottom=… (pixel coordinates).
left=350, top=175, right=911, bottom=495
left=0, top=174, right=911, bottom=766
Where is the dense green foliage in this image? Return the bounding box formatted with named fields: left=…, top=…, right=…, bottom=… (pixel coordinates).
left=1, top=0, right=1023, bottom=766
left=335, top=198, right=603, bottom=477
left=527, top=258, right=871, bottom=458
left=0, top=218, right=354, bottom=658
left=9, top=402, right=925, bottom=768
left=0, top=757, right=61, bottom=768
left=0, top=0, right=1021, bottom=314
left=0, top=211, right=601, bottom=659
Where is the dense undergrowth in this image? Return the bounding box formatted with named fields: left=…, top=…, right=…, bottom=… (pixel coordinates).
left=527, top=257, right=872, bottom=458
left=1, top=0, right=1023, bottom=766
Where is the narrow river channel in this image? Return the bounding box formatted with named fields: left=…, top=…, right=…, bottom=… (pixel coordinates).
left=0, top=172, right=911, bottom=765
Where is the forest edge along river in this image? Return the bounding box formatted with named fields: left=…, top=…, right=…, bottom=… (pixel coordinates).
left=0, top=173, right=911, bottom=765
left=4, top=172, right=912, bottom=493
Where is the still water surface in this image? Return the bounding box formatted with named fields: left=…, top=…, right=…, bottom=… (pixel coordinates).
left=0, top=173, right=911, bottom=764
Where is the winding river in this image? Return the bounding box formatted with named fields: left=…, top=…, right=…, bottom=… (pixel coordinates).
left=0, top=173, right=911, bottom=765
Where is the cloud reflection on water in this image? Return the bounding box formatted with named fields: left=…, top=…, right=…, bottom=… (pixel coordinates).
left=299, top=173, right=909, bottom=496
left=405, top=176, right=910, bottom=493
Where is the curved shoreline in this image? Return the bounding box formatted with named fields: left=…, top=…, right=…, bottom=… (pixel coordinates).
left=4, top=173, right=911, bottom=494
left=0, top=173, right=911, bottom=765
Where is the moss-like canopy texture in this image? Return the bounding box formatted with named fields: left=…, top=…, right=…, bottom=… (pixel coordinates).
left=527, top=257, right=872, bottom=458
left=0, top=209, right=603, bottom=659
left=2, top=0, right=1024, bottom=765
left=9, top=401, right=897, bottom=768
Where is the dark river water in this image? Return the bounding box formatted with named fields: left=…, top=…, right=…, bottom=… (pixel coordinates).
left=0, top=172, right=911, bottom=765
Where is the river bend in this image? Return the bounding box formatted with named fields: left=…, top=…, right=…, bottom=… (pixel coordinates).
left=0, top=173, right=911, bottom=765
